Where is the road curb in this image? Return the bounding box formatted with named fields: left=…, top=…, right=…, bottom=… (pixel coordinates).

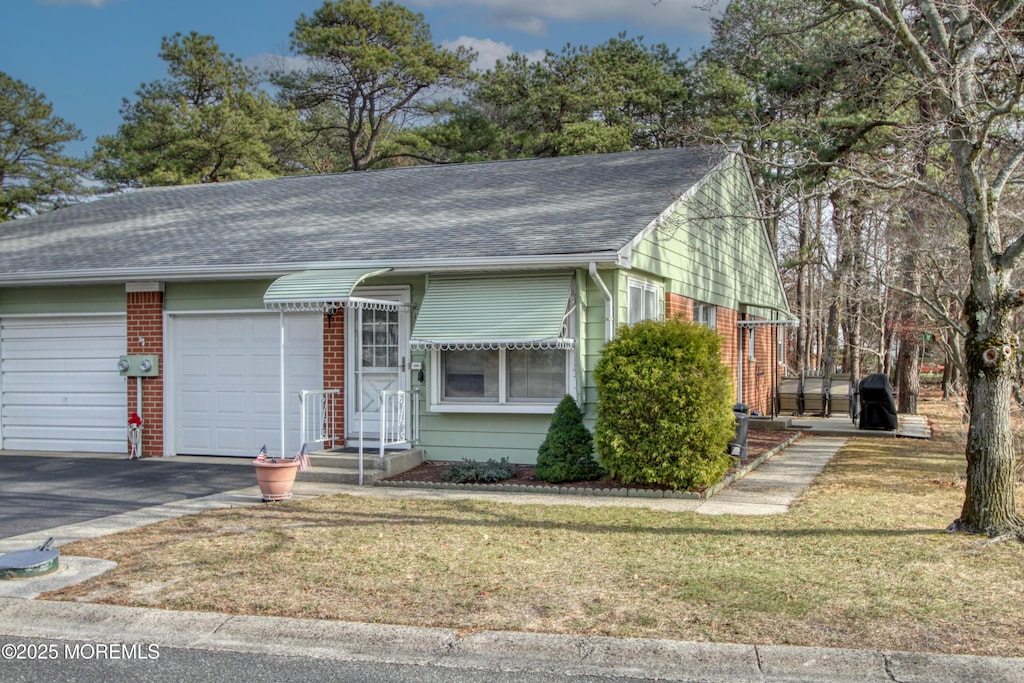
left=1, top=598, right=1021, bottom=682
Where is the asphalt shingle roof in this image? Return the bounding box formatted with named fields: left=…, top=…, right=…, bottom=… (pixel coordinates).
left=0, top=146, right=729, bottom=280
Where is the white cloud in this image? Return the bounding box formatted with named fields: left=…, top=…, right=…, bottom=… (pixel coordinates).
left=405, top=0, right=717, bottom=34
left=38, top=0, right=116, bottom=7
left=442, top=36, right=546, bottom=71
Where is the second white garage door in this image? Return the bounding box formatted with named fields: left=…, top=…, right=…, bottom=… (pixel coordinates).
left=0, top=315, right=127, bottom=453
left=171, top=313, right=322, bottom=457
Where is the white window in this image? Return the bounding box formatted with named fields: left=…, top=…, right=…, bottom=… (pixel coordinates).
left=748, top=325, right=757, bottom=361
left=628, top=279, right=661, bottom=324
left=442, top=349, right=499, bottom=401
left=434, top=347, right=569, bottom=412
left=695, top=303, right=716, bottom=330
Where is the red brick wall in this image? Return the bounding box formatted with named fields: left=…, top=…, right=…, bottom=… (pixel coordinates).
left=665, top=293, right=776, bottom=414
left=323, top=309, right=346, bottom=445
left=723, top=310, right=776, bottom=415
left=126, top=290, right=164, bottom=457
left=665, top=292, right=693, bottom=320
left=717, top=306, right=741, bottom=403
left=737, top=319, right=776, bottom=414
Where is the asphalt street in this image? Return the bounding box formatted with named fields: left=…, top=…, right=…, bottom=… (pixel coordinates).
left=1, top=636, right=627, bottom=683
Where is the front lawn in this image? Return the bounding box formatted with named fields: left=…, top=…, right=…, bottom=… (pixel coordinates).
left=48, top=392, right=1024, bottom=657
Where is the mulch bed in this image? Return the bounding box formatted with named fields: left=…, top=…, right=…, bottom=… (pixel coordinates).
left=380, top=429, right=798, bottom=493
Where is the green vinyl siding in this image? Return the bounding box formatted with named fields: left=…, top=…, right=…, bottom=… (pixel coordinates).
left=628, top=155, right=789, bottom=316
left=164, top=280, right=274, bottom=311
left=578, top=268, right=614, bottom=421
left=415, top=411, right=554, bottom=464
left=0, top=285, right=124, bottom=315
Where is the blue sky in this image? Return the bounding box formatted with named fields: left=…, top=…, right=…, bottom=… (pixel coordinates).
left=3, top=0, right=720, bottom=157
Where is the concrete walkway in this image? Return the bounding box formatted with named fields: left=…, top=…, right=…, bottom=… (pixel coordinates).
left=2, top=437, right=1021, bottom=681
left=698, top=437, right=844, bottom=515
left=763, top=413, right=932, bottom=439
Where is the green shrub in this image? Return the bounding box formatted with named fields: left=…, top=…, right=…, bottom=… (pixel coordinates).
left=594, top=318, right=736, bottom=490
left=443, top=457, right=515, bottom=484
left=535, top=395, right=606, bottom=483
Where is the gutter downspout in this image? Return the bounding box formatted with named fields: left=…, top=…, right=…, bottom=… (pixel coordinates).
left=737, top=322, right=745, bottom=406
left=589, top=262, right=613, bottom=342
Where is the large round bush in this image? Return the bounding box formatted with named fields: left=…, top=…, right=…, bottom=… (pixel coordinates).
left=594, top=318, right=736, bottom=490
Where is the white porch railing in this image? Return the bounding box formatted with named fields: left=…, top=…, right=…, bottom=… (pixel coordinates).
left=357, top=388, right=419, bottom=485
left=380, top=388, right=419, bottom=456
left=299, top=389, right=340, bottom=449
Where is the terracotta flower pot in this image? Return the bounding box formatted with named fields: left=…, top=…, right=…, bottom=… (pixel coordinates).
left=253, top=460, right=300, bottom=501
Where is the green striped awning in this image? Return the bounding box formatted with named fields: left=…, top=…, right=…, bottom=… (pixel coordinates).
left=410, top=274, right=575, bottom=350
left=263, top=268, right=392, bottom=312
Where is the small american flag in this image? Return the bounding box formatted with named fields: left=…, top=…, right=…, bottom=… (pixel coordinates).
left=255, top=445, right=267, bottom=462
left=296, top=443, right=311, bottom=472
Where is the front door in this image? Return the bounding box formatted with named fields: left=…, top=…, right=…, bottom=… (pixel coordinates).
left=346, top=287, right=410, bottom=444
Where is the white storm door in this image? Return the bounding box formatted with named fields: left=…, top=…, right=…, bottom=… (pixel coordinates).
left=347, top=289, right=409, bottom=443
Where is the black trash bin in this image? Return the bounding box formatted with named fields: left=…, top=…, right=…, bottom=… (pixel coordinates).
left=729, top=403, right=750, bottom=458
left=857, top=373, right=898, bottom=430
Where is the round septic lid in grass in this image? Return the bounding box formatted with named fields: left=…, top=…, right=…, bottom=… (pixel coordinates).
left=0, top=538, right=60, bottom=579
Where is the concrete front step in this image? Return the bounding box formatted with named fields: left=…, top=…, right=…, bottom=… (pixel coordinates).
left=299, top=448, right=424, bottom=486
left=296, top=467, right=386, bottom=485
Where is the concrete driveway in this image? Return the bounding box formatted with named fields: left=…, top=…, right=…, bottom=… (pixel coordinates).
left=0, top=453, right=256, bottom=540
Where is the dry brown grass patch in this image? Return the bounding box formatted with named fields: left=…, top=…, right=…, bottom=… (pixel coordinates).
left=46, top=390, right=1024, bottom=657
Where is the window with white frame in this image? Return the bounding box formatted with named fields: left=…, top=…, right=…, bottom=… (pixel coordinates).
left=435, top=346, right=569, bottom=410
left=694, top=303, right=716, bottom=330
left=628, top=279, right=661, bottom=324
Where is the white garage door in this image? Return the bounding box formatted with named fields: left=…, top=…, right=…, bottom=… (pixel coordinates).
left=171, top=313, right=322, bottom=457
left=0, top=316, right=127, bottom=453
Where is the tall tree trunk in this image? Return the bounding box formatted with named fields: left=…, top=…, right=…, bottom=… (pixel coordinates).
left=941, top=352, right=960, bottom=401
left=951, top=147, right=1022, bottom=537
left=845, top=206, right=866, bottom=380
left=846, top=295, right=863, bottom=379
left=829, top=189, right=857, bottom=377
left=956, top=299, right=1021, bottom=535
left=796, top=201, right=810, bottom=374
left=896, top=251, right=922, bottom=414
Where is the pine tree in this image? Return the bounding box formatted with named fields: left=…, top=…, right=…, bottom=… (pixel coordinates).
left=1, top=71, right=89, bottom=220
left=535, top=395, right=604, bottom=483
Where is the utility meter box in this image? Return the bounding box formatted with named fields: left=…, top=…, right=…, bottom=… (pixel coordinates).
left=118, top=354, right=159, bottom=377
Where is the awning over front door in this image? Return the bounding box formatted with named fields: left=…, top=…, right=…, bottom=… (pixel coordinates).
left=410, top=273, right=576, bottom=350
left=263, top=268, right=396, bottom=311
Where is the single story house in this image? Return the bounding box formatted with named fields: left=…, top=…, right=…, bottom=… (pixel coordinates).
left=0, top=145, right=793, bottom=464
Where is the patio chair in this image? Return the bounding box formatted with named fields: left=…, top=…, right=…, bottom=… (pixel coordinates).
left=776, top=376, right=802, bottom=415
left=828, top=373, right=854, bottom=421
left=802, top=375, right=827, bottom=416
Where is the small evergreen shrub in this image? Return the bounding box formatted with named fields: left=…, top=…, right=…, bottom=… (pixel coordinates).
left=443, top=457, right=515, bottom=484
left=535, top=394, right=606, bottom=483
left=594, top=318, right=736, bottom=490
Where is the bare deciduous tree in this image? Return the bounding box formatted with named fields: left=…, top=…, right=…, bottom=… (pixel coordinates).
left=832, top=1, right=1024, bottom=538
